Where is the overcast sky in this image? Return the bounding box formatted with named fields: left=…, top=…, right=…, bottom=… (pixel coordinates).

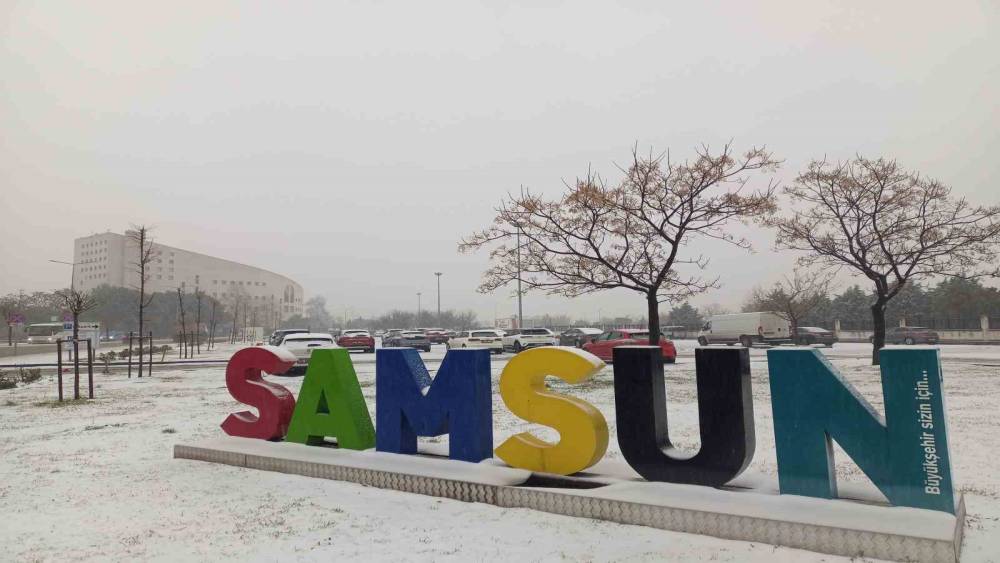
left=2, top=1, right=998, bottom=323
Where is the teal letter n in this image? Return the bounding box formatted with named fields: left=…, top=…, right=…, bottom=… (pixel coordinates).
left=768, top=347, right=954, bottom=513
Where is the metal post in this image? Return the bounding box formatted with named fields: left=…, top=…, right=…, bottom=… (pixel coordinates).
left=86, top=338, right=94, bottom=399
left=56, top=339, right=64, bottom=402
left=127, top=331, right=133, bottom=379
left=417, top=292, right=422, bottom=325
left=73, top=338, right=80, bottom=400
left=147, top=332, right=153, bottom=376
left=516, top=228, right=523, bottom=330
left=435, top=272, right=442, bottom=322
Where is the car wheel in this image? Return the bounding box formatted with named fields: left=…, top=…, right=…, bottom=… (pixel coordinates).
left=665, top=357, right=676, bottom=364
left=697, top=336, right=708, bottom=346
left=462, top=343, right=467, bottom=348
left=904, top=337, right=915, bottom=345
left=740, top=336, right=753, bottom=348
left=423, top=346, right=431, bottom=352
left=514, top=341, right=523, bottom=353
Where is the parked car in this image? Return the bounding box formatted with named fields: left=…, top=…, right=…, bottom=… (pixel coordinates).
left=583, top=329, right=677, bottom=363
left=374, top=329, right=386, bottom=338
left=269, top=328, right=309, bottom=346
left=871, top=326, right=940, bottom=345
left=447, top=329, right=504, bottom=354
left=336, top=329, right=375, bottom=353
left=420, top=328, right=450, bottom=344
left=277, top=332, right=338, bottom=373
left=793, top=326, right=838, bottom=347
left=697, top=312, right=791, bottom=347
left=558, top=327, right=603, bottom=347
left=503, top=328, right=558, bottom=352
left=383, top=330, right=431, bottom=352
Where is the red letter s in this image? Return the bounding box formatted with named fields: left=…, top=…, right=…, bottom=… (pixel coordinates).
left=221, top=346, right=297, bottom=440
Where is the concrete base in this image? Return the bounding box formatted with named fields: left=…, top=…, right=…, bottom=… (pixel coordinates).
left=175, top=437, right=965, bottom=563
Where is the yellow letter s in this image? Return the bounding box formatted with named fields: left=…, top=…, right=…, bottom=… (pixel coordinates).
left=495, top=347, right=609, bottom=475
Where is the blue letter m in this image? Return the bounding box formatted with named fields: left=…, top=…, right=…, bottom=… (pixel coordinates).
left=375, top=348, right=493, bottom=462
left=768, top=347, right=955, bottom=513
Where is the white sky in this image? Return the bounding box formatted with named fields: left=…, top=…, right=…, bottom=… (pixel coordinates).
left=2, top=1, right=998, bottom=322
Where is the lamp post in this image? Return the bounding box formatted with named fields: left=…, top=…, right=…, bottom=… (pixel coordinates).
left=49, top=259, right=78, bottom=291
left=416, top=292, right=422, bottom=325
left=516, top=228, right=523, bottom=329
left=434, top=272, right=442, bottom=322
left=48, top=259, right=79, bottom=363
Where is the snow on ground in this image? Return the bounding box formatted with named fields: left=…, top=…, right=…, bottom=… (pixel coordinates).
left=1, top=342, right=998, bottom=562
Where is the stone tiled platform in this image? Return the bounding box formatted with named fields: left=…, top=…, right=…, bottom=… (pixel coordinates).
left=175, top=437, right=964, bottom=563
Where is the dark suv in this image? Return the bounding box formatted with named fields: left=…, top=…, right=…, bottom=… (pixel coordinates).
left=871, top=326, right=940, bottom=345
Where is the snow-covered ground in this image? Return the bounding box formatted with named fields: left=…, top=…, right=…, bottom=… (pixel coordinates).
left=2, top=342, right=998, bottom=562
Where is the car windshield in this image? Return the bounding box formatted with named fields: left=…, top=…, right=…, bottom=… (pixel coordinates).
left=800, top=327, right=824, bottom=332
left=628, top=331, right=650, bottom=338
left=402, top=332, right=424, bottom=337
left=909, top=327, right=930, bottom=331
left=472, top=331, right=498, bottom=338
left=521, top=329, right=550, bottom=335
left=343, top=331, right=369, bottom=336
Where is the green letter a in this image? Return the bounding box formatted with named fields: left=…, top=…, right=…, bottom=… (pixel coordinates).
left=285, top=348, right=375, bottom=450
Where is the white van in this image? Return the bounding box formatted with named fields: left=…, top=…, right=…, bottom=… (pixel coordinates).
left=697, top=312, right=790, bottom=347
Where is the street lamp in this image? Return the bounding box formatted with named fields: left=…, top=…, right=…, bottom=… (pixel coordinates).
left=417, top=292, right=422, bottom=325
left=434, top=272, right=442, bottom=321
left=516, top=228, right=524, bottom=329
left=49, top=259, right=78, bottom=291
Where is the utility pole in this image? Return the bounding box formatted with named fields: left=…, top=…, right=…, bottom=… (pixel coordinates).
left=434, top=272, right=442, bottom=322
left=516, top=228, right=523, bottom=329
left=417, top=292, right=422, bottom=325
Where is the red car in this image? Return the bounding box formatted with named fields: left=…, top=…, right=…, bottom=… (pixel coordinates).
left=421, top=328, right=450, bottom=345
left=336, top=329, right=375, bottom=353
left=582, top=329, right=677, bottom=364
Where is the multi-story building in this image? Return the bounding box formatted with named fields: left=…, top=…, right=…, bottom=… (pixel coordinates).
left=71, top=231, right=304, bottom=321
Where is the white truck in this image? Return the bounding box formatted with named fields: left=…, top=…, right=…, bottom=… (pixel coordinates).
left=697, top=312, right=791, bottom=347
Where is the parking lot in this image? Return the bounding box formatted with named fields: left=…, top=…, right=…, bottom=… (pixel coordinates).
left=1, top=341, right=998, bottom=561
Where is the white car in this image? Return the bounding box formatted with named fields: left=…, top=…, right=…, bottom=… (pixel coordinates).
left=447, top=329, right=504, bottom=354
left=502, top=328, right=558, bottom=353
left=277, top=332, right=339, bottom=373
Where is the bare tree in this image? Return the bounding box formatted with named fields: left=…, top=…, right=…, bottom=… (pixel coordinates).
left=745, top=268, right=834, bottom=337
left=1, top=290, right=26, bottom=346
left=208, top=299, right=217, bottom=351
left=55, top=287, right=99, bottom=396
left=194, top=288, right=203, bottom=354
left=176, top=287, right=187, bottom=358
left=772, top=156, right=1000, bottom=364
left=127, top=225, right=158, bottom=376
left=460, top=143, right=779, bottom=344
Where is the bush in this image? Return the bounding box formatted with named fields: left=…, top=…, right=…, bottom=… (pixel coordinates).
left=18, top=368, right=41, bottom=385
left=0, top=368, right=41, bottom=389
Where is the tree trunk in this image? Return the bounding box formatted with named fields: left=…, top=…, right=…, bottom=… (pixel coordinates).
left=870, top=297, right=888, bottom=365
left=646, top=292, right=660, bottom=346
left=138, top=271, right=145, bottom=378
